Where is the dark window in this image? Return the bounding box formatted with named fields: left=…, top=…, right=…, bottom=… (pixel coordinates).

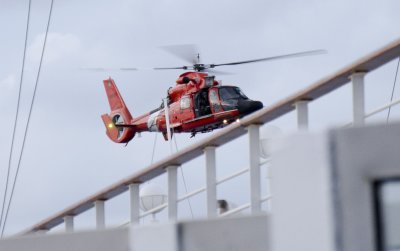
left=219, top=87, right=248, bottom=101
left=218, top=87, right=248, bottom=111
left=374, top=178, right=400, bottom=251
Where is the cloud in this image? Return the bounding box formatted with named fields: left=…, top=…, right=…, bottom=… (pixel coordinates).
left=27, top=32, right=81, bottom=65
left=0, top=74, right=16, bottom=90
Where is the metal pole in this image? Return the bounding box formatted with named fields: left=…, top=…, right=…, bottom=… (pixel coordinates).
left=129, top=183, right=140, bottom=225
left=248, top=124, right=261, bottom=213
left=351, top=72, right=366, bottom=126
left=163, top=98, right=173, bottom=153
left=167, top=165, right=178, bottom=220
left=95, top=200, right=105, bottom=229
left=64, top=215, right=74, bottom=233
left=204, top=146, right=217, bottom=218
left=295, top=100, right=309, bottom=131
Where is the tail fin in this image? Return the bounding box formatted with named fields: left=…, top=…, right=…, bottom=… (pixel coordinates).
left=102, top=78, right=135, bottom=143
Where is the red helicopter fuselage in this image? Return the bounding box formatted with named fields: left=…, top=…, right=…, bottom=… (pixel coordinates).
left=101, top=72, right=263, bottom=143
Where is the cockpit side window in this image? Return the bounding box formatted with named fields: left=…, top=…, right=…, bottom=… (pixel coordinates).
left=180, top=96, right=191, bottom=110
left=209, top=89, right=222, bottom=113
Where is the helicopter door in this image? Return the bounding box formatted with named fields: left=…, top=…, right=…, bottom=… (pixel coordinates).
left=209, top=88, right=222, bottom=113
left=195, top=89, right=211, bottom=117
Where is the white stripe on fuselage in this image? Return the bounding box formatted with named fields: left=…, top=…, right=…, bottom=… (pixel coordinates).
left=147, top=110, right=161, bottom=132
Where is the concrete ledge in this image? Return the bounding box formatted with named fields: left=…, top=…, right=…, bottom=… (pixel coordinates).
left=0, top=227, right=130, bottom=251
left=1, top=215, right=268, bottom=251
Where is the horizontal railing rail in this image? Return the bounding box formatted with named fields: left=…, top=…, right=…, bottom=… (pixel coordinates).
left=365, top=97, right=400, bottom=119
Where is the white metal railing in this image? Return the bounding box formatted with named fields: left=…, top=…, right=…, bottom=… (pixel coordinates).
left=219, top=195, right=272, bottom=218
left=365, top=97, right=400, bottom=119
left=18, top=38, right=400, bottom=236
left=343, top=96, right=400, bottom=128
left=173, top=166, right=251, bottom=203
left=118, top=163, right=265, bottom=227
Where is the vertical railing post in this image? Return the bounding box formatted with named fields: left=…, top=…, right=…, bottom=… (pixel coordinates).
left=167, top=165, right=179, bottom=221
left=64, top=215, right=74, bottom=233
left=248, top=124, right=261, bottom=213
left=129, top=183, right=140, bottom=225
left=351, top=72, right=366, bottom=126
left=95, top=200, right=105, bottom=229
left=295, top=100, right=309, bottom=131
left=204, top=146, right=217, bottom=218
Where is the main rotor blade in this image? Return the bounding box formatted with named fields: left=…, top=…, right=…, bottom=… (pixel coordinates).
left=210, top=49, right=326, bottom=68
left=80, top=67, right=137, bottom=71
left=120, top=68, right=138, bottom=71
left=154, top=66, right=192, bottom=70
left=160, top=44, right=200, bottom=64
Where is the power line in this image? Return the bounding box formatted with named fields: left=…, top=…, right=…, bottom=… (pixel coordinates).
left=1, top=0, right=55, bottom=237
left=0, top=0, right=32, bottom=232
left=387, top=57, right=400, bottom=123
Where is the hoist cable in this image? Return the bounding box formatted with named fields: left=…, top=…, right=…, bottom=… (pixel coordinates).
left=0, top=0, right=32, bottom=232
left=387, top=57, right=400, bottom=123
left=150, top=133, right=158, bottom=165
left=173, top=135, right=194, bottom=218
left=1, top=0, right=55, bottom=237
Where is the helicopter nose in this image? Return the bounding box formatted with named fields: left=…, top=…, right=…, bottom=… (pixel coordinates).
left=237, top=99, right=263, bottom=116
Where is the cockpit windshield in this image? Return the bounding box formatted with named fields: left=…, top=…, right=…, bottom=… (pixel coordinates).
left=219, top=87, right=248, bottom=101
left=217, top=86, right=248, bottom=111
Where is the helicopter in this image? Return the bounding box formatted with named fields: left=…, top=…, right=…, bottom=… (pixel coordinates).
left=101, top=46, right=324, bottom=143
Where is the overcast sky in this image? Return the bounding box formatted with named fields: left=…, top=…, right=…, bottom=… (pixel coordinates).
left=1, top=0, right=400, bottom=236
